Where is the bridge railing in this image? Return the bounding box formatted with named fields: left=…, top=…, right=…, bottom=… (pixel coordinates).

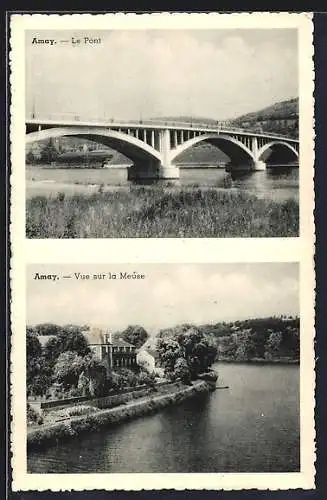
left=27, top=112, right=235, bottom=128
left=26, top=113, right=297, bottom=140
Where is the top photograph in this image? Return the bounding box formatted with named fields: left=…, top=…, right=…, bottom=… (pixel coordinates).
left=22, top=17, right=309, bottom=239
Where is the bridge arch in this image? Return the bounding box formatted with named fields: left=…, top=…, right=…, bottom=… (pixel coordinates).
left=169, top=133, right=255, bottom=165
left=26, top=127, right=163, bottom=164
left=257, top=141, right=299, bottom=164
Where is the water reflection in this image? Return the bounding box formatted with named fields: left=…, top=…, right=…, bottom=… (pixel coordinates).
left=28, top=364, right=299, bottom=474
left=26, top=165, right=299, bottom=203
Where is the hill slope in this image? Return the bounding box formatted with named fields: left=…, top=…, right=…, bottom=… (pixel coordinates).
left=232, top=98, right=299, bottom=138
left=153, top=98, right=299, bottom=138
left=233, top=98, right=298, bottom=122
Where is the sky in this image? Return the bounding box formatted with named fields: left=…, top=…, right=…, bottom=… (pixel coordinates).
left=25, top=29, right=298, bottom=121
left=26, top=263, right=299, bottom=334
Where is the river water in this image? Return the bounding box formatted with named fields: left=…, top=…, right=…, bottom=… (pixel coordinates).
left=27, top=363, right=300, bottom=473
left=26, top=165, right=299, bottom=203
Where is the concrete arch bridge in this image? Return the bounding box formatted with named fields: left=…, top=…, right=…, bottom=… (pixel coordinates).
left=26, top=116, right=299, bottom=181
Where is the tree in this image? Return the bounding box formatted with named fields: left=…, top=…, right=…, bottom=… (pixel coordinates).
left=174, top=357, right=191, bottom=384
left=77, top=371, right=89, bottom=396
left=43, top=327, right=90, bottom=368
left=57, top=327, right=90, bottom=357
left=264, top=331, right=283, bottom=360
left=39, top=138, right=59, bottom=164
left=26, top=332, right=52, bottom=397
left=83, top=355, right=109, bottom=397
left=33, top=323, right=63, bottom=336
left=28, top=369, right=52, bottom=397
left=176, top=327, right=217, bottom=378
left=217, top=335, right=237, bottom=359
left=234, top=330, right=257, bottom=361
left=43, top=336, right=63, bottom=368
left=27, top=330, right=42, bottom=360
left=26, top=150, right=36, bottom=164
left=158, top=328, right=217, bottom=381
left=54, top=351, right=85, bottom=390
left=158, top=338, right=182, bottom=377
left=120, top=325, right=149, bottom=349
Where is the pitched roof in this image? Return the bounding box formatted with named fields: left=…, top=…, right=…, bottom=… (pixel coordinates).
left=112, top=337, right=136, bottom=348
left=83, top=328, right=135, bottom=348
left=83, top=328, right=105, bottom=345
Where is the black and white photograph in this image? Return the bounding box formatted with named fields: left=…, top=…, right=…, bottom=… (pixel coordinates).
left=25, top=263, right=301, bottom=476
left=24, top=22, right=302, bottom=238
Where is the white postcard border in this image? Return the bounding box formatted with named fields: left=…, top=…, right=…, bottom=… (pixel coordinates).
left=10, top=12, right=315, bottom=491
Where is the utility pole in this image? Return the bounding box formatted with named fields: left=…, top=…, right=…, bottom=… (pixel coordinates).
left=32, top=96, right=36, bottom=119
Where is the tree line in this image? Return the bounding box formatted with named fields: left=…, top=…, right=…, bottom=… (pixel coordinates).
left=158, top=317, right=300, bottom=363
left=26, top=138, right=60, bottom=164
left=26, top=138, right=115, bottom=165
left=27, top=317, right=299, bottom=401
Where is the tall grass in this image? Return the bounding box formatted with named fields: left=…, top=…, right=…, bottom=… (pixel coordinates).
left=26, top=186, right=299, bottom=238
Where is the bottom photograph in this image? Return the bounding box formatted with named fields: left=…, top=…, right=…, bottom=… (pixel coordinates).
left=26, top=262, right=300, bottom=474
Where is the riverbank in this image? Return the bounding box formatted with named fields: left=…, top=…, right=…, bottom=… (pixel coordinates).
left=28, top=363, right=300, bottom=474
left=26, top=186, right=299, bottom=238
left=217, top=357, right=299, bottom=365
left=27, top=380, right=212, bottom=451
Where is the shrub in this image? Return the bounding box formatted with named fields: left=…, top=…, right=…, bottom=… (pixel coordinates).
left=66, top=405, right=97, bottom=417
left=27, top=404, right=44, bottom=425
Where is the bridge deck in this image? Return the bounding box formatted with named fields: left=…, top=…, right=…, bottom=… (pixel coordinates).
left=26, top=117, right=299, bottom=143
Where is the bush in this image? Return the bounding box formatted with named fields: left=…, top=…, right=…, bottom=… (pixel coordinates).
left=174, top=357, right=192, bottom=384
left=67, top=405, right=97, bottom=417
left=68, top=387, right=83, bottom=398
left=27, top=404, right=44, bottom=426
left=136, top=370, right=156, bottom=387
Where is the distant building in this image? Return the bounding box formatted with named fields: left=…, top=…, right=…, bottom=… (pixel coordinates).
left=37, top=328, right=138, bottom=376
left=136, top=344, right=164, bottom=377
left=83, top=327, right=137, bottom=374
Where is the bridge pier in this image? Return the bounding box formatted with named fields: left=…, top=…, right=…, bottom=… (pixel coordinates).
left=226, top=160, right=267, bottom=172
left=127, top=161, right=159, bottom=182
left=158, top=165, right=180, bottom=180
left=252, top=160, right=267, bottom=171
left=127, top=161, right=180, bottom=183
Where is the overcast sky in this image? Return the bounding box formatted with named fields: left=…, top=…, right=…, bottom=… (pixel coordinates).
left=27, top=263, right=299, bottom=334
left=25, top=29, right=298, bottom=121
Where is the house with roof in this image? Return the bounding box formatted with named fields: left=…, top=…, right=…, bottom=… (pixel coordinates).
left=136, top=343, right=164, bottom=377
left=36, top=328, right=138, bottom=376
left=83, top=327, right=137, bottom=374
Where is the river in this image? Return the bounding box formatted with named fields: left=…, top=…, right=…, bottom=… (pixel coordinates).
left=26, top=165, right=299, bottom=203
left=27, top=363, right=300, bottom=473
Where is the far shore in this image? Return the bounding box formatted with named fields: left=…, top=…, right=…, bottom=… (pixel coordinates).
left=217, top=357, right=299, bottom=365
left=25, top=178, right=241, bottom=199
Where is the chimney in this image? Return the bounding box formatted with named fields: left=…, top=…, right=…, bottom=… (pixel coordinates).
left=107, top=330, right=113, bottom=370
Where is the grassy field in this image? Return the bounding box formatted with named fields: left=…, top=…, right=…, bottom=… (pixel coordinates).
left=26, top=186, right=299, bottom=238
